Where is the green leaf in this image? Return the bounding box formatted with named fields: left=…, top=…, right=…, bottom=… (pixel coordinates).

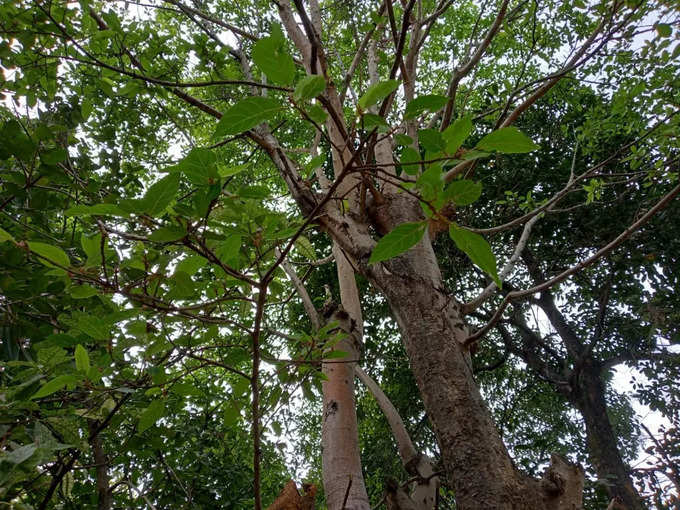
left=395, top=134, right=414, bottom=146
left=304, top=154, right=325, bottom=178
left=295, top=235, right=317, bottom=260
left=176, top=255, right=207, bottom=276
left=400, top=147, right=421, bottom=175
left=448, top=224, right=500, bottom=286
left=358, top=79, right=399, bottom=110
left=369, top=221, right=427, bottom=264
left=148, top=225, right=186, bottom=242
left=223, top=402, right=240, bottom=427
left=325, top=350, right=348, bottom=359
left=5, top=444, right=37, bottom=465
left=418, top=129, right=445, bottom=152
left=74, top=344, right=91, bottom=374
left=76, top=314, right=111, bottom=341
left=214, top=97, right=281, bottom=137
left=294, top=74, right=326, bottom=101
left=81, top=234, right=102, bottom=267
left=404, top=95, right=448, bottom=119
left=444, top=179, right=482, bottom=206
left=362, top=113, right=389, bottom=131
left=65, top=204, right=127, bottom=217
left=138, top=400, right=165, bottom=433
left=442, top=117, right=472, bottom=155
left=252, top=35, right=296, bottom=85
left=0, top=227, right=15, bottom=243
left=69, top=285, right=98, bottom=299
left=40, top=147, right=67, bottom=165
left=306, top=104, right=328, bottom=124
left=81, top=99, right=93, bottom=120
left=142, top=173, right=181, bottom=216
left=27, top=242, right=70, bottom=268
left=416, top=163, right=443, bottom=201
left=175, top=147, right=219, bottom=186
left=655, top=23, right=671, bottom=37
left=476, top=127, right=539, bottom=154
left=31, top=375, right=78, bottom=399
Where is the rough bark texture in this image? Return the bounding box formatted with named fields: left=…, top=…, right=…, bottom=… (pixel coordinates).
left=363, top=193, right=582, bottom=509
left=572, top=362, right=644, bottom=510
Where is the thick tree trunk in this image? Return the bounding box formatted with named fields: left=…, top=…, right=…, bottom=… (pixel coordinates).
left=363, top=194, right=580, bottom=509
left=572, top=362, right=644, bottom=510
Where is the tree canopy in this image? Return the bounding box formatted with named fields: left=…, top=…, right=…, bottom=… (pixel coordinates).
left=0, top=0, right=678, bottom=509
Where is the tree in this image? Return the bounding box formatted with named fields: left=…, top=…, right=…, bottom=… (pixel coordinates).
left=0, top=0, right=678, bottom=509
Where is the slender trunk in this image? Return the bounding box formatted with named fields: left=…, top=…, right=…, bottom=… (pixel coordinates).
left=321, top=246, right=370, bottom=510
left=88, top=420, right=112, bottom=510
left=571, top=362, right=644, bottom=510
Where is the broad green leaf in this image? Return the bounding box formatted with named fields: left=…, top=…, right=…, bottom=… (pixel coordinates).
left=5, top=444, right=37, bottom=465
left=252, top=35, right=296, bottom=85
left=175, top=148, right=219, bottom=186
left=40, top=147, right=67, bottom=165
left=214, top=97, right=281, bottom=137
left=325, top=350, right=348, bottom=359
left=369, top=221, right=427, bottom=264
left=476, top=127, right=539, bottom=153
left=304, top=154, right=325, bottom=178
left=306, top=104, right=328, bottom=124
left=0, top=227, right=14, bottom=243
left=395, top=134, right=414, bottom=146
left=655, top=23, right=671, bottom=37
left=138, top=400, right=165, bottom=433
left=362, top=113, right=389, bottom=131
left=28, top=242, right=70, bottom=268
left=148, top=225, right=186, bottom=242
left=218, top=235, right=242, bottom=267
left=358, top=79, right=399, bottom=110
left=416, top=163, right=443, bottom=201
left=69, top=285, right=98, bottom=299
left=76, top=314, right=111, bottom=341
left=404, top=95, right=448, bottom=119
left=442, top=117, right=472, bottom=155
left=31, top=375, right=78, bottom=399
left=65, top=204, right=127, bottom=217
left=218, top=164, right=248, bottom=177
left=176, top=255, right=207, bottom=276
left=74, top=344, right=90, bottom=374
left=142, top=173, right=181, bottom=216
left=295, top=235, right=317, bottom=260
left=444, top=180, right=482, bottom=206
left=81, top=234, right=102, bottom=267
left=223, top=402, right=240, bottom=427
left=294, top=74, right=326, bottom=101
left=418, top=129, right=445, bottom=152
left=400, top=147, right=421, bottom=175
left=81, top=99, right=93, bottom=119
left=449, top=224, right=500, bottom=286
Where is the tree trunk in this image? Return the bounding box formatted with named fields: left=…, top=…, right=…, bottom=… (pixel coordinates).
left=363, top=193, right=581, bottom=509
left=321, top=247, right=370, bottom=510
left=571, top=361, right=644, bottom=510
left=88, top=420, right=112, bottom=510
